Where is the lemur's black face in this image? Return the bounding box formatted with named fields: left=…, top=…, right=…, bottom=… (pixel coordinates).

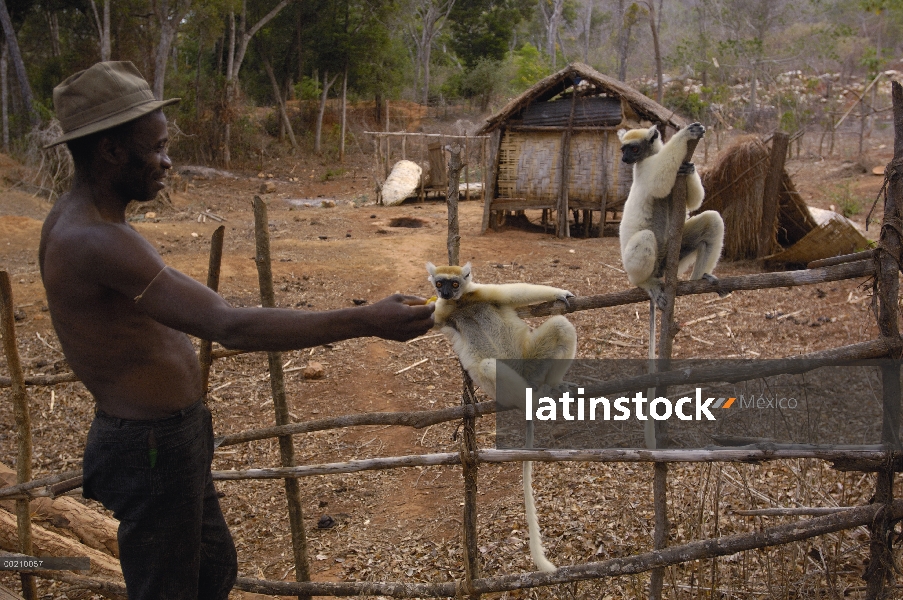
left=620, top=142, right=647, bottom=164
left=433, top=277, right=463, bottom=300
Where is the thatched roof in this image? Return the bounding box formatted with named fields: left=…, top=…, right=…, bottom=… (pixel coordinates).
left=476, top=63, right=687, bottom=135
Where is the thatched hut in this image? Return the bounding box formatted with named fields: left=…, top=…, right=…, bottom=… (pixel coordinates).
left=476, top=62, right=687, bottom=237
left=699, top=135, right=870, bottom=265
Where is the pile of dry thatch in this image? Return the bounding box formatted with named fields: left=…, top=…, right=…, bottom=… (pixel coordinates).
left=699, top=135, right=817, bottom=261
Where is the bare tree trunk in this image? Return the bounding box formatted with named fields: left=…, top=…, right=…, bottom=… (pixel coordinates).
left=616, top=0, right=632, bottom=82
left=314, top=71, right=339, bottom=154
left=340, top=66, right=348, bottom=162
left=89, top=0, right=111, bottom=61
left=582, top=0, right=593, bottom=63
left=152, top=0, right=192, bottom=100
left=0, top=0, right=38, bottom=127
left=221, top=0, right=293, bottom=166
left=47, top=11, right=60, bottom=57
left=645, top=1, right=663, bottom=103
left=1, top=41, right=8, bottom=153
left=259, top=48, right=298, bottom=152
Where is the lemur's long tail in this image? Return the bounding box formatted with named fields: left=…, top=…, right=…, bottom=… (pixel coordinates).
left=524, top=421, right=556, bottom=572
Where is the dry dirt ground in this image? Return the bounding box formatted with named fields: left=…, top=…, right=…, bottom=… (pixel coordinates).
left=0, top=129, right=901, bottom=600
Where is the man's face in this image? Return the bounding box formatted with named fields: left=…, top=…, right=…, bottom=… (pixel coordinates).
left=115, top=110, right=172, bottom=202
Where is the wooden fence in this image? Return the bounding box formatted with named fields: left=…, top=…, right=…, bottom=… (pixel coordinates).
left=2, top=85, right=903, bottom=599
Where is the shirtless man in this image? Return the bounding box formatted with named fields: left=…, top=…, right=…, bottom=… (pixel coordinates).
left=39, top=62, right=434, bottom=600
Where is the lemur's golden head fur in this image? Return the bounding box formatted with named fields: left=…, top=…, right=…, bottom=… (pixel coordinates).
left=426, top=262, right=472, bottom=300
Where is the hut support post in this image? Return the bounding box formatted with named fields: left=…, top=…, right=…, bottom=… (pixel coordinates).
left=648, top=137, right=701, bottom=600
left=864, top=81, right=903, bottom=600
left=757, top=132, right=789, bottom=258
left=253, top=197, right=312, bottom=600
left=483, top=130, right=502, bottom=232
left=0, top=272, right=36, bottom=600
left=556, top=90, right=579, bottom=238
left=198, top=225, right=226, bottom=394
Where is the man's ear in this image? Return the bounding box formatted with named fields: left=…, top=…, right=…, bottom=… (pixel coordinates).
left=97, top=134, right=127, bottom=166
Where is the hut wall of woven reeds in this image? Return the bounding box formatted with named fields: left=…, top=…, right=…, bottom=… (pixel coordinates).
left=699, top=136, right=818, bottom=260
left=476, top=63, right=687, bottom=237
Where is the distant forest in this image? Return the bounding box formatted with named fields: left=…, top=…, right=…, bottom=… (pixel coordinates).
left=0, top=0, right=898, bottom=164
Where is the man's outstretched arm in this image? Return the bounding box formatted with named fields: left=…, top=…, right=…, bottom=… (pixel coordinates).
left=135, top=267, right=435, bottom=351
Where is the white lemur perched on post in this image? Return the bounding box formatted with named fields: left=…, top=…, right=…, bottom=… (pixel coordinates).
left=618, top=122, right=724, bottom=449
left=426, top=262, right=577, bottom=572
left=617, top=122, right=724, bottom=310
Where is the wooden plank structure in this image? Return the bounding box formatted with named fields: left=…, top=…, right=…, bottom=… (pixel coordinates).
left=476, top=63, right=687, bottom=237
left=3, top=83, right=903, bottom=600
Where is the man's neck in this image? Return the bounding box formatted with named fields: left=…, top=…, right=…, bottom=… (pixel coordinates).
left=69, top=170, right=130, bottom=223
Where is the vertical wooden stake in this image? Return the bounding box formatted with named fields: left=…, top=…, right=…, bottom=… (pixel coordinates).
left=0, top=272, right=36, bottom=600
left=252, top=198, right=311, bottom=600
left=864, top=81, right=903, bottom=600
left=447, top=145, right=464, bottom=267
left=649, top=134, right=701, bottom=600
left=198, top=225, right=226, bottom=395
left=460, top=370, right=480, bottom=599
left=757, top=132, right=789, bottom=258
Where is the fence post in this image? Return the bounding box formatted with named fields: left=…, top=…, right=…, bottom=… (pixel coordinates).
left=757, top=132, right=789, bottom=258
left=648, top=134, right=701, bottom=600
left=198, top=225, right=226, bottom=395
left=864, top=80, right=903, bottom=600
left=253, top=197, right=312, bottom=600
left=0, top=272, right=37, bottom=600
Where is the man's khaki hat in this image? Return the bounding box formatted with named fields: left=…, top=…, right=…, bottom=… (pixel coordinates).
left=46, top=61, right=179, bottom=148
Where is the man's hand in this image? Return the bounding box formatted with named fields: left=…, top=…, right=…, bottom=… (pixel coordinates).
left=364, top=294, right=435, bottom=342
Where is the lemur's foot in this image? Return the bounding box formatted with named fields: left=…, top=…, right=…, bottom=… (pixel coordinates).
left=686, top=122, right=706, bottom=139
left=678, top=162, right=696, bottom=175
left=647, top=283, right=668, bottom=311
left=702, top=273, right=730, bottom=298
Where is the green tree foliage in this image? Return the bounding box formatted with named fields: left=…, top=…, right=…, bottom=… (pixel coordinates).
left=448, top=0, right=532, bottom=68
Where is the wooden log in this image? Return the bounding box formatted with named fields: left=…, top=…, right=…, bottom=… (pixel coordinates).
left=0, top=508, right=122, bottom=579
left=234, top=500, right=903, bottom=598
left=807, top=249, right=874, bottom=269
left=198, top=225, right=225, bottom=395
left=757, top=132, right=789, bottom=258
left=253, top=196, right=311, bottom=600
left=0, top=463, right=117, bottom=557
left=0, top=272, right=36, bottom=599
left=517, top=258, right=876, bottom=318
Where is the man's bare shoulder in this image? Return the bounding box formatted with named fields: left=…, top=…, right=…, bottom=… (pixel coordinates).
left=41, top=194, right=165, bottom=298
